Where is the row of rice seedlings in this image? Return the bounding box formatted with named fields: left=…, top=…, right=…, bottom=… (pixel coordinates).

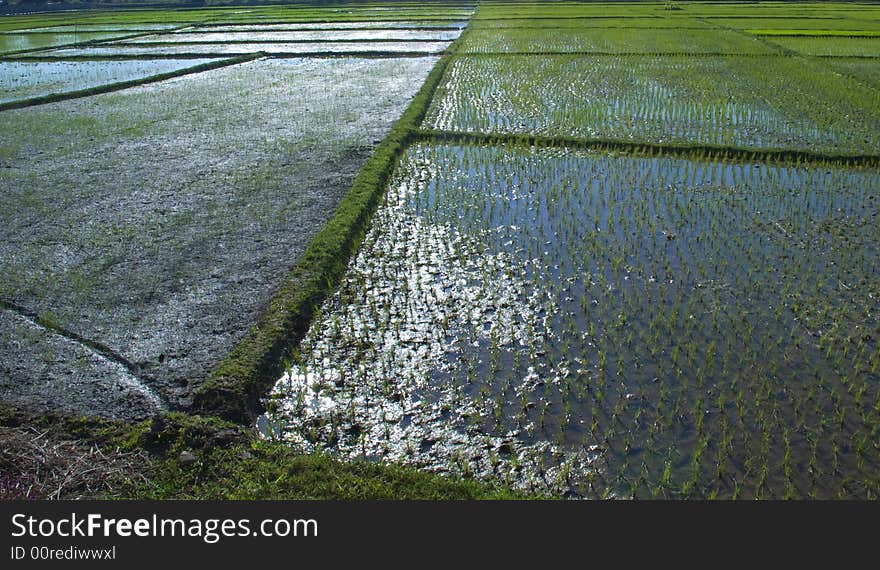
left=126, top=30, right=461, bottom=43
left=749, top=30, right=880, bottom=38
left=473, top=2, right=667, bottom=20
left=676, top=3, right=880, bottom=18
left=468, top=18, right=713, bottom=29
left=264, top=142, right=880, bottom=498
left=458, top=28, right=778, bottom=54
left=708, top=18, right=880, bottom=31
left=824, top=57, right=880, bottom=91
left=0, top=59, right=216, bottom=104
left=424, top=55, right=880, bottom=154
left=765, top=36, right=880, bottom=56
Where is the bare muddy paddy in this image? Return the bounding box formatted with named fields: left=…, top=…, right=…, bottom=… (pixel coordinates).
left=0, top=59, right=216, bottom=103
left=0, top=56, right=437, bottom=420
left=264, top=143, right=880, bottom=498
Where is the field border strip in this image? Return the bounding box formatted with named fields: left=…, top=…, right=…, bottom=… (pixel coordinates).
left=191, top=52, right=456, bottom=423
left=414, top=129, right=880, bottom=168
left=109, top=37, right=453, bottom=45
left=0, top=54, right=258, bottom=112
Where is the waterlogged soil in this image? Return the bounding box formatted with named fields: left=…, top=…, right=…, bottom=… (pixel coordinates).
left=0, top=56, right=437, bottom=421
left=45, top=41, right=452, bottom=57
left=0, top=59, right=216, bottom=104
left=18, top=24, right=182, bottom=33
left=190, top=21, right=468, bottom=31
left=129, top=30, right=462, bottom=42
left=0, top=32, right=134, bottom=54
left=264, top=143, right=880, bottom=499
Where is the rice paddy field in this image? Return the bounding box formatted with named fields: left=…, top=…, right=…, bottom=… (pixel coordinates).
left=2, top=1, right=879, bottom=500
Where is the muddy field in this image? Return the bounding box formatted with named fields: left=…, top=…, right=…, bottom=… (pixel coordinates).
left=0, top=56, right=437, bottom=419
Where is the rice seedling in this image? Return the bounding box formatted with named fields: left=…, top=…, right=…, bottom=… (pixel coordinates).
left=766, top=36, right=880, bottom=56
left=424, top=55, right=880, bottom=154
left=263, top=140, right=880, bottom=498
left=458, top=27, right=776, bottom=54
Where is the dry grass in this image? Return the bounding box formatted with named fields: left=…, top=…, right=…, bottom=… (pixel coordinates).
left=0, top=426, right=149, bottom=500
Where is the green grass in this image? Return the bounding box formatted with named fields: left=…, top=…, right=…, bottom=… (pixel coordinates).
left=0, top=406, right=529, bottom=499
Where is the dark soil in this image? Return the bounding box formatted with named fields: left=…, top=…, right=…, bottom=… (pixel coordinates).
left=0, top=57, right=436, bottom=420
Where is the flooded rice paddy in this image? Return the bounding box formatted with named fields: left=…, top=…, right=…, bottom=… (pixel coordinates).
left=425, top=55, right=880, bottom=154
left=0, top=59, right=216, bottom=103
left=3, top=0, right=878, bottom=499
left=16, top=24, right=181, bottom=33
left=0, top=31, right=134, bottom=54
left=43, top=41, right=452, bottom=57
left=263, top=143, right=880, bottom=498
left=188, top=21, right=468, bottom=31
left=131, top=30, right=462, bottom=42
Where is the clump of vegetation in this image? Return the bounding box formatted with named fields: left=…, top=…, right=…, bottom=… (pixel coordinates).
left=0, top=405, right=533, bottom=500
